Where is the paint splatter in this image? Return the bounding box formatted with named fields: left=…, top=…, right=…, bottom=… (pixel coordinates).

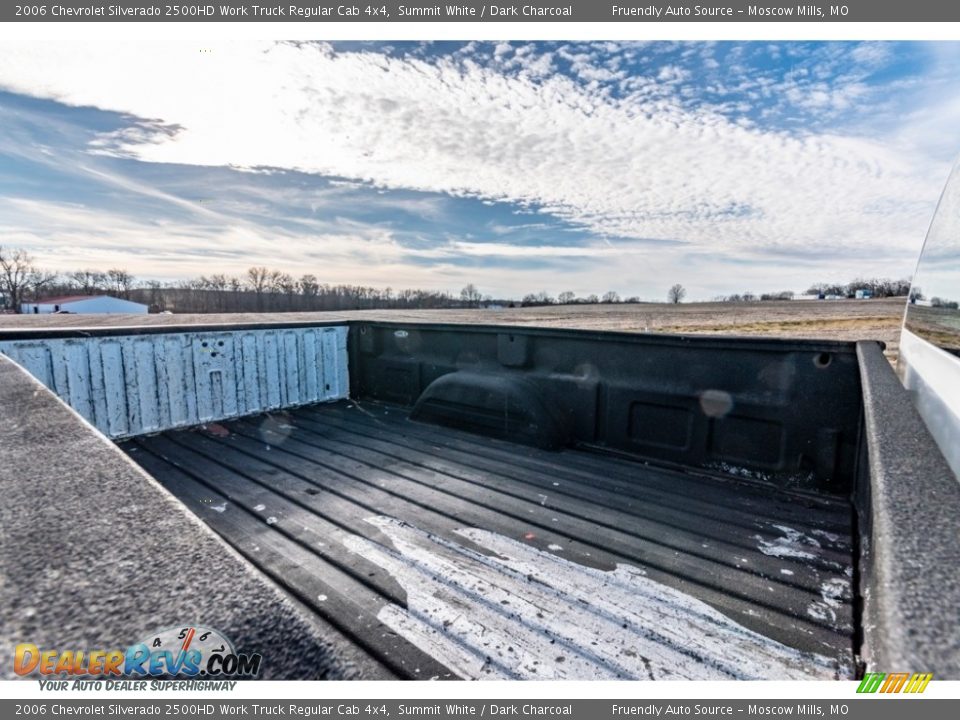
left=754, top=525, right=820, bottom=560
left=807, top=577, right=851, bottom=624
left=343, top=516, right=849, bottom=680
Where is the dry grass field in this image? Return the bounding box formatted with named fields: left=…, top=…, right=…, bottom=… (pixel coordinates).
left=0, top=297, right=906, bottom=361
left=479, top=298, right=905, bottom=361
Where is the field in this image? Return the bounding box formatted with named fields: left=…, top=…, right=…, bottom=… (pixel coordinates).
left=0, top=297, right=905, bottom=361
left=479, top=298, right=905, bottom=361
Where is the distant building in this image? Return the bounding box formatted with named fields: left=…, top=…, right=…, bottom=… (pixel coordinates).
left=21, top=294, right=148, bottom=315
left=855, top=289, right=873, bottom=299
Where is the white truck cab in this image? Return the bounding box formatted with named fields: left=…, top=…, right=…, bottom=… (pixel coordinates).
left=900, top=159, right=960, bottom=480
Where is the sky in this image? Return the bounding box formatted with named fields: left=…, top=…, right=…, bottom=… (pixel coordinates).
left=1, top=40, right=959, bottom=301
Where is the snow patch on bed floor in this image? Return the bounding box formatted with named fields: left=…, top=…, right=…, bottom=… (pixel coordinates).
left=342, top=516, right=848, bottom=681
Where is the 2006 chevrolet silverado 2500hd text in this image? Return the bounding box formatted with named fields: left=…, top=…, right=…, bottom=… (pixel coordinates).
left=1, top=162, right=959, bottom=681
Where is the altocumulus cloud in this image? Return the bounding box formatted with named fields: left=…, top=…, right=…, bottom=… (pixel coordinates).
left=0, top=40, right=956, bottom=297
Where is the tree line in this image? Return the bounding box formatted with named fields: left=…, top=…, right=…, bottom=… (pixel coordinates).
left=0, top=245, right=920, bottom=315
left=0, top=246, right=674, bottom=313
left=711, top=277, right=915, bottom=303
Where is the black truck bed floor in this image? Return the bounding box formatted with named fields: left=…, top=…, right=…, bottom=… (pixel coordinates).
left=121, top=400, right=857, bottom=680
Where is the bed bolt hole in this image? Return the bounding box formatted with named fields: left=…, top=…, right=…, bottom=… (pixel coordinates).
left=325, top=384, right=331, bottom=391
left=218, top=341, right=224, bottom=347
left=201, top=341, right=208, bottom=348
left=814, top=352, right=832, bottom=369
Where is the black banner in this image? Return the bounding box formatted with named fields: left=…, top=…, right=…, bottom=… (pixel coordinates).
left=4, top=1, right=960, bottom=23
left=3, top=699, right=959, bottom=719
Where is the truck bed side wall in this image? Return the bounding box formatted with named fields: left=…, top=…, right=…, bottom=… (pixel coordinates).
left=856, top=341, right=960, bottom=676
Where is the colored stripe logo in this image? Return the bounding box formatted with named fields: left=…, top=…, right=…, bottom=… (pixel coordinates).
left=857, top=672, right=933, bottom=693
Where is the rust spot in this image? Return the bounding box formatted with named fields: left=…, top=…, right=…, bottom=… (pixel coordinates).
left=202, top=422, right=230, bottom=437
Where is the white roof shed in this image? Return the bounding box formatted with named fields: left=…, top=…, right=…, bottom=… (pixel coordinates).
left=21, top=295, right=148, bottom=315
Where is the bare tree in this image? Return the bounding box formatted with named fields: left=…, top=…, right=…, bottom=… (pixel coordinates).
left=602, top=290, right=621, bottom=304
left=0, top=246, right=45, bottom=313
left=667, top=284, right=687, bottom=304
left=29, top=270, right=58, bottom=302
left=246, top=267, right=271, bottom=310
left=200, top=274, right=229, bottom=311
left=806, top=282, right=844, bottom=297
left=107, top=268, right=136, bottom=298
left=142, top=279, right=166, bottom=311
left=460, top=283, right=482, bottom=308
left=760, top=291, right=795, bottom=301
left=521, top=291, right=555, bottom=306
left=299, top=274, right=320, bottom=299
left=557, top=291, right=576, bottom=305
left=69, top=269, right=107, bottom=294
left=202, top=274, right=228, bottom=292
left=272, top=273, right=297, bottom=310
left=272, top=272, right=294, bottom=293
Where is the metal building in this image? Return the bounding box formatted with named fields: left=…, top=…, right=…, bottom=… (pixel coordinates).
left=20, top=294, right=148, bottom=314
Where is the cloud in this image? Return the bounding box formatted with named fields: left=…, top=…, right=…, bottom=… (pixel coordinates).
left=0, top=196, right=632, bottom=296
left=0, top=41, right=955, bottom=299
left=0, top=196, right=405, bottom=279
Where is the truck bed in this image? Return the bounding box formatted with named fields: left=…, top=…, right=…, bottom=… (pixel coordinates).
left=121, top=400, right=856, bottom=680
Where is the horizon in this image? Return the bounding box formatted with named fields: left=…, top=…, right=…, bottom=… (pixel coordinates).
left=13, top=269, right=915, bottom=307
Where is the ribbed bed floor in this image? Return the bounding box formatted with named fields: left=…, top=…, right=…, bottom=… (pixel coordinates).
left=120, top=400, right=857, bottom=680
